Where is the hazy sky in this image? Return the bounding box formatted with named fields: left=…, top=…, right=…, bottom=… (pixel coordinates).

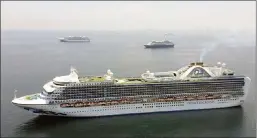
left=1, top=1, right=256, bottom=31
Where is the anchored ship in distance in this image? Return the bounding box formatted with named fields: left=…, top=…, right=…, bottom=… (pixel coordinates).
left=59, top=36, right=90, bottom=42
left=144, top=34, right=175, bottom=48
left=12, top=62, right=251, bottom=117
left=144, top=40, right=174, bottom=48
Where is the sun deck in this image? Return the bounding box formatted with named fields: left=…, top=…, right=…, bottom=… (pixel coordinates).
left=79, top=76, right=106, bottom=82
left=78, top=76, right=147, bottom=84
left=70, top=62, right=237, bottom=85
left=115, top=78, right=147, bottom=84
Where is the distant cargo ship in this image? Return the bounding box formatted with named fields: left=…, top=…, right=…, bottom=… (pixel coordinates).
left=144, top=40, right=174, bottom=48
left=59, top=36, right=90, bottom=42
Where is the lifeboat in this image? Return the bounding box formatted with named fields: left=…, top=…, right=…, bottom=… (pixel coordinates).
left=159, top=99, right=165, bottom=102
left=130, top=101, right=137, bottom=104
left=165, top=98, right=171, bottom=101
left=69, top=103, right=75, bottom=107
left=88, top=102, right=95, bottom=106
left=174, top=96, right=184, bottom=101
left=65, top=103, right=71, bottom=107
left=122, top=100, right=129, bottom=104
left=106, top=101, right=112, bottom=105
left=104, top=102, right=110, bottom=106
left=187, top=97, right=195, bottom=101
left=111, top=101, right=118, bottom=104
left=60, top=103, right=68, bottom=108
left=118, top=99, right=124, bottom=102
left=206, top=96, right=214, bottom=99
left=154, top=99, right=159, bottom=102
left=176, top=98, right=184, bottom=101
left=75, top=102, right=84, bottom=107
left=214, top=95, right=222, bottom=98
left=99, top=102, right=106, bottom=106
left=83, top=102, right=89, bottom=107
left=94, top=101, right=99, bottom=106
left=197, top=96, right=206, bottom=100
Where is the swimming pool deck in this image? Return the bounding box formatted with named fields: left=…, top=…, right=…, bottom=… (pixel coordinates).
left=78, top=76, right=146, bottom=84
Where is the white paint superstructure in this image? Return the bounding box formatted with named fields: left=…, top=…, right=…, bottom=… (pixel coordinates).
left=12, top=62, right=251, bottom=117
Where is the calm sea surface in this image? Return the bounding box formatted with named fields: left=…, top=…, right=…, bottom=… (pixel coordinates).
left=1, top=30, right=256, bottom=137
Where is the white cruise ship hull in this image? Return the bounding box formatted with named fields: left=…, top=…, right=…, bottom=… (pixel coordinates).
left=60, top=40, right=90, bottom=42
left=12, top=97, right=244, bottom=117
left=59, top=38, right=90, bottom=42
left=144, top=44, right=174, bottom=48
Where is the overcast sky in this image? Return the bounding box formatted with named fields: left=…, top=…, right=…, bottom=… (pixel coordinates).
left=1, top=1, right=256, bottom=31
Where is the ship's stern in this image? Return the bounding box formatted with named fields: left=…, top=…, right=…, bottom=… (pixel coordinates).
left=242, top=76, right=252, bottom=101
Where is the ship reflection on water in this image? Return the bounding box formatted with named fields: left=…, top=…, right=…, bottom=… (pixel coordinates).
left=15, top=106, right=244, bottom=137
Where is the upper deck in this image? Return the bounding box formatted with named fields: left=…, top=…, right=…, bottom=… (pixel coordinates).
left=77, top=75, right=244, bottom=84
left=42, top=62, right=243, bottom=92
left=78, top=76, right=146, bottom=84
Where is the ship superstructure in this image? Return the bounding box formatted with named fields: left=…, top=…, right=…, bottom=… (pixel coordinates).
left=12, top=62, right=251, bottom=117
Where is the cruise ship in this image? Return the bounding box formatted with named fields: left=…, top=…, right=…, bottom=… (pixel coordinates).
left=144, top=40, right=174, bottom=48
left=59, top=36, right=90, bottom=42
left=12, top=62, right=251, bottom=117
